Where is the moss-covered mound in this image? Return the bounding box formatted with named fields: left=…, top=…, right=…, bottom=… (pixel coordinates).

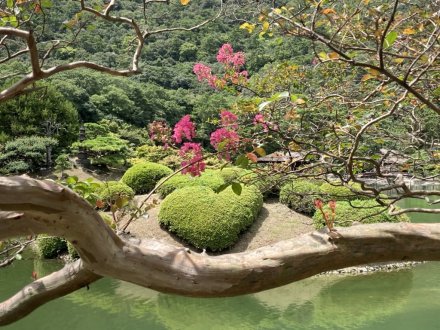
left=36, top=235, right=67, bottom=259
left=319, top=182, right=367, bottom=201
left=279, top=180, right=322, bottom=215
left=98, top=181, right=135, bottom=204
left=312, top=199, right=410, bottom=229
left=157, top=169, right=225, bottom=198
left=121, top=162, right=173, bottom=194
left=158, top=185, right=263, bottom=251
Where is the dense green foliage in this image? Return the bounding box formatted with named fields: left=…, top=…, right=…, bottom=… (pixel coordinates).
left=158, top=185, right=263, bottom=251
left=279, top=180, right=322, bottom=215
left=134, top=145, right=177, bottom=163
left=35, top=235, right=67, bottom=259
left=54, top=153, right=73, bottom=174
left=157, top=169, right=225, bottom=198
left=122, top=162, right=173, bottom=194
left=0, top=86, right=79, bottom=148
left=72, top=133, right=131, bottom=168
left=0, top=136, right=57, bottom=174
left=98, top=181, right=135, bottom=204
left=61, top=176, right=101, bottom=206
left=312, top=200, right=410, bottom=229
left=319, top=182, right=367, bottom=201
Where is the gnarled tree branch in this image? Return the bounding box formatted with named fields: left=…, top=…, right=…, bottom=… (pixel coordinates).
left=1, top=176, right=440, bottom=325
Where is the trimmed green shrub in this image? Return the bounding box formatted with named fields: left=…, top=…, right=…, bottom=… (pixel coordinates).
left=159, top=185, right=263, bottom=251
left=71, top=133, right=132, bottom=168
left=216, top=167, right=250, bottom=184
left=135, top=145, right=175, bottom=163
left=122, top=162, right=173, bottom=194
left=158, top=154, right=183, bottom=170
left=312, top=199, right=410, bottom=229
left=157, top=169, right=225, bottom=198
left=36, top=235, right=67, bottom=259
left=319, top=182, right=366, bottom=201
left=98, top=181, right=135, bottom=204
left=280, top=180, right=322, bottom=215
left=0, top=136, right=58, bottom=174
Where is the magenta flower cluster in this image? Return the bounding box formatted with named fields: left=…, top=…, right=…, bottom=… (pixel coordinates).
left=172, top=115, right=196, bottom=144
left=193, top=43, right=248, bottom=90
left=210, top=111, right=241, bottom=160
left=216, top=44, right=246, bottom=68
left=179, top=142, right=205, bottom=176
left=253, top=113, right=269, bottom=132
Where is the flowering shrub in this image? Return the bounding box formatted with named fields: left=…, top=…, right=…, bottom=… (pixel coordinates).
left=220, top=110, right=239, bottom=130
left=179, top=142, right=205, bottom=176
left=173, top=115, right=196, bottom=144
left=193, top=43, right=248, bottom=90
left=148, top=45, right=255, bottom=176
left=210, top=128, right=240, bottom=160
left=148, top=120, right=172, bottom=147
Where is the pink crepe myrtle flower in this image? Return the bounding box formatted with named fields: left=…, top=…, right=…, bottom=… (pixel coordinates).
left=210, top=128, right=240, bottom=160
left=179, top=142, right=205, bottom=176
left=173, top=115, right=196, bottom=144
left=216, top=44, right=245, bottom=68
left=253, top=113, right=269, bottom=132
left=220, top=110, right=238, bottom=130
left=148, top=120, right=171, bottom=147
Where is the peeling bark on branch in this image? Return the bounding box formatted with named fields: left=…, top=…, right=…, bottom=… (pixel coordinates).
left=1, top=176, right=440, bottom=325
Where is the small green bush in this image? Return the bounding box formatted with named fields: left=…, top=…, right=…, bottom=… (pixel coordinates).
left=157, top=169, right=225, bottom=198
left=280, top=180, right=322, bottom=215
left=312, top=199, right=410, bottom=229
left=135, top=145, right=176, bottom=163
left=216, top=167, right=250, bottom=184
left=121, top=162, right=173, bottom=194
left=159, top=185, right=263, bottom=251
left=158, top=154, right=183, bottom=170
left=319, top=182, right=366, bottom=201
left=36, top=235, right=67, bottom=259
left=98, top=181, right=135, bottom=204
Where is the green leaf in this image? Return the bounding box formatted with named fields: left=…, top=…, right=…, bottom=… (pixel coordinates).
left=231, top=182, right=242, bottom=196
left=258, top=101, right=272, bottom=112
left=217, top=141, right=227, bottom=152
left=254, top=147, right=266, bottom=157
left=115, top=196, right=129, bottom=209
left=235, top=155, right=249, bottom=169
left=65, top=176, right=78, bottom=185
left=6, top=0, right=13, bottom=9
left=216, top=183, right=230, bottom=193
left=270, top=91, right=289, bottom=101
left=384, top=31, right=398, bottom=49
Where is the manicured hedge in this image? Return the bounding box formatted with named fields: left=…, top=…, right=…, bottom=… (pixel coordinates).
left=121, top=162, right=173, bottom=194
left=157, top=169, right=225, bottom=198
left=319, top=182, right=366, bottom=201
left=279, top=180, right=322, bottom=215
left=158, top=185, right=263, bottom=251
left=312, top=199, right=410, bottom=229
left=36, top=235, right=67, bottom=259
left=98, top=181, right=135, bottom=204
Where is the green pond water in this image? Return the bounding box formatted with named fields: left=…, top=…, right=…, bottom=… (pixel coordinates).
left=1, top=195, right=439, bottom=330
